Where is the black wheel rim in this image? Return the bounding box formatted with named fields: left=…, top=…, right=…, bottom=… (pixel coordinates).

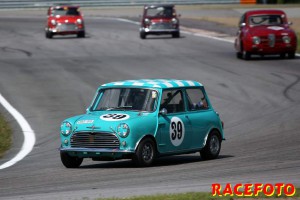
left=142, top=143, right=153, bottom=162
left=209, top=135, right=220, bottom=155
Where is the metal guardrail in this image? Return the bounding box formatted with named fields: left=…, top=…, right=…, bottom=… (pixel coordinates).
left=0, top=0, right=239, bottom=9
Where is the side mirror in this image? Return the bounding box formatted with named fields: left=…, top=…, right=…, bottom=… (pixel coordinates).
left=288, top=21, right=293, bottom=25
left=86, top=107, right=91, bottom=113
left=240, top=23, right=246, bottom=28
left=159, top=108, right=168, bottom=115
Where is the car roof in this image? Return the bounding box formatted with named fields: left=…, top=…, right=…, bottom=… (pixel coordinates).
left=245, top=9, right=286, bottom=16
left=50, top=5, right=79, bottom=9
left=144, top=4, right=174, bottom=9
left=101, top=79, right=203, bottom=89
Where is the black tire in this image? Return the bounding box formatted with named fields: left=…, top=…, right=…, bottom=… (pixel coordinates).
left=172, top=31, right=180, bottom=38
left=140, top=31, right=146, bottom=39
left=288, top=52, right=295, bottom=59
left=200, top=130, right=221, bottom=160
left=243, top=51, right=251, bottom=60
left=77, top=31, right=85, bottom=38
left=280, top=53, right=286, bottom=59
left=132, top=138, right=156, bottom=167
left=236, top=52, right=242, bottom=59
left=45, top=31, right=53, bottom=39
left=60, top=151, right=83, bottom=168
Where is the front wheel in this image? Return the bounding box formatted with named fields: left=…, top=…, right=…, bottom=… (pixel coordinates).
left=132, top=138, right=156, bottom=167
left=77, top=31, right=85, bottom=38
left=45, top=31, right=53, bottom=39
left=288, top=52, right=295, bottom=59
left=172, top=31, right=180, bottom=38
left=60, top=151, right=83, bottom=168
left=200, top=131, right=221, bottom=160
left=140, top=31, right=146, bottom=39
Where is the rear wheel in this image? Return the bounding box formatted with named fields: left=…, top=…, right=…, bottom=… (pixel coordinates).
left=60, top=151, right=83, bottom=168
left=200, top=130, right=221, bottom=160
left=132, top=138, right=156, bottom=167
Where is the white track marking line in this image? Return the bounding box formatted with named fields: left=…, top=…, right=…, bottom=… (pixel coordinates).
left=0, top=94, right=36, bottom=170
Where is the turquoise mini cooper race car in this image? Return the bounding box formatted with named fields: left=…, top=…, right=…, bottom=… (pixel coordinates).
left=60, top=79, right=224, bottom=167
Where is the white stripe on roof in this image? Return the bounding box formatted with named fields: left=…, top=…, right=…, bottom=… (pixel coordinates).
left=186, top=81, right=195, bottom=86
left=132, top=82, right=144, bottom=86
left=114, top=82, right=124, bottom=85
left=174, top=81, right=184, bottom=87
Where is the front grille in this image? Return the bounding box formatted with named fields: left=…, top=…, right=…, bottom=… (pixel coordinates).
left=150, top=22, right=173, bottom=30
left=70, top=132, right=120, bottom=148
left=57, top=23, right=77, bottom=31
left=260, top=35, right=283, bottom=47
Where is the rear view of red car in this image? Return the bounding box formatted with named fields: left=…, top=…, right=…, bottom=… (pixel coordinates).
left=140, top=4, right=180, bottom=39
left=45, top=5, right=85, bottom=39
left=235, top=9, right=297, bottom=60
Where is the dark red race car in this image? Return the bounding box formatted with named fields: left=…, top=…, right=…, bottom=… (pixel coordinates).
left=45, top=5, right=85, bottom=39
left=235, top=9, right=297, bottom=59
left=139, top=4, right=180, bottom=39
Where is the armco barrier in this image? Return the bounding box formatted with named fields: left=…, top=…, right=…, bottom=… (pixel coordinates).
left=0, top=0, right=239, bottom=9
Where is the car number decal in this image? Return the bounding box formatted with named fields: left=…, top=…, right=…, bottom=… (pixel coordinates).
left=100, top=113, right=129, bottom=121
left=169, top=117, right=185, bottom=146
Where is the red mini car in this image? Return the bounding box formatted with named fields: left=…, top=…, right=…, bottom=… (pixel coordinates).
left=235, top=9, right=297, bottom=59
left=45, top=5, right=85, bottom=39
left=139, top=4, right=180, bottom=39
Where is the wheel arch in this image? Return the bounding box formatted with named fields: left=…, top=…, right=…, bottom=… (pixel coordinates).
left=134, top=134, right=158, bottom=152
left=202, top=128, right=223, bottom=148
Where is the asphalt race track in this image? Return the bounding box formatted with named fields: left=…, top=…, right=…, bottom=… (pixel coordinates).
left=0, top=11, right=300, bottom=200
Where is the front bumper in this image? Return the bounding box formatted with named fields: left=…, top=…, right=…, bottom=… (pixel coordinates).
left=140, top=27, right=179, bottom=35
left=60, top=147, right=135, bottom=158
left=46, top=25, right=84, bottom=35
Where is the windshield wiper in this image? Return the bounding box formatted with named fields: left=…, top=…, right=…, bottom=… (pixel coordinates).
left=106, top=106, right=132, bottom=111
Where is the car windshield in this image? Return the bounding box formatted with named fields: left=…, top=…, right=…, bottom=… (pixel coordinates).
left=249, top=14, right=283, bottom=26
left=92, top=88, right=158, bottom=112
left=51, top=7, right=80, bottom=16
left=145, top=7, right=174, bottom=17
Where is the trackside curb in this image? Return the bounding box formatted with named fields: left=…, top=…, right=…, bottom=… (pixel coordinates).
left=0, top=94, right=36, bottom=170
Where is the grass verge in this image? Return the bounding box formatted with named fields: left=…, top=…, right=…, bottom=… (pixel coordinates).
left=96, top=189, right=300, bottom=200
left=0, top=113, right=12, bottom=158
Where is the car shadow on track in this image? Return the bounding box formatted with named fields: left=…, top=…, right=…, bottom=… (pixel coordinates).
left=242, top=55, right=299, bottom=61
left=79, top=154, right=233, bottom=169
left=144, top=36, right=185, bottom=40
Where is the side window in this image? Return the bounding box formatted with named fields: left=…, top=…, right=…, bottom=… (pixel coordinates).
left=239, top=14, right=245, bottom=26
left=160, top=89, right=184, bottom=113
left=186, top=88, right=208, bottom=111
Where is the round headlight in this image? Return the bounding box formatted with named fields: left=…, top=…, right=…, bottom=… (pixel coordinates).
left=61, top=122, right=72, bottom=136
left=76, top=18, right=82, bottom=24
left=51, top=19, right=57, bottom=26
left=172, top=18, right=178, bottom=25
left=252, top=36, right=261, bottom=45
left=144, top=18, right=150, bottom=25
left=282, top=35, right=291, bottom=43
left=117, top=123, right=130, bottom=138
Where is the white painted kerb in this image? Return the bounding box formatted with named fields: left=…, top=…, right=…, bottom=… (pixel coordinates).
left=0, top=94, right=36, bottom=170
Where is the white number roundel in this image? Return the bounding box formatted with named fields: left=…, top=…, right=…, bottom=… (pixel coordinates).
left=100, top=113, right=130, bottom=121
left=169, top=117, right=185, bottom=146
